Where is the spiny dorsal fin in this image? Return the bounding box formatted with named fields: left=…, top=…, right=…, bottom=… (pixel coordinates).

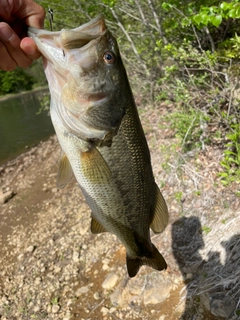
left=150, top=184, right=169, bottom=234
left=57, top=154, right=73, bottom=189
left=91, top=217, right=107, bottom=234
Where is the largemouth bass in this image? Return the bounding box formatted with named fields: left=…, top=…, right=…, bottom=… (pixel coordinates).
left=28, top=15, right=169, bottom=277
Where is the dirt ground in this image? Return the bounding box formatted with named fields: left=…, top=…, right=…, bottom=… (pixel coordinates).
left=0, top=102, right=239, bottom=320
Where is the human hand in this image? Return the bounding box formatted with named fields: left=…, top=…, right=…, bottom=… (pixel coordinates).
left=0, top=0, right=45, bottom=71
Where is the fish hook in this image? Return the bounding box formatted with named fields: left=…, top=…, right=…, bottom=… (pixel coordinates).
left=48, top=7, right=54, bottom=31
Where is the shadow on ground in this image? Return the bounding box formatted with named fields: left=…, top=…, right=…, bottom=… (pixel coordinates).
left=172, top=216, right=240, bottom=320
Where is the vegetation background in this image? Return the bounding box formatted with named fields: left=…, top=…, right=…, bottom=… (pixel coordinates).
left=1, top=0, right=239, bottom=187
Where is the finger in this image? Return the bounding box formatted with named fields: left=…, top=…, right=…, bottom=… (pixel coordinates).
left=0, top=41, right=17, bottom=71
left=0, top=23, right=32, bottom=68
left=20, top=37, right=41, bottom=60
left=15, top=0, right=46, bottom=29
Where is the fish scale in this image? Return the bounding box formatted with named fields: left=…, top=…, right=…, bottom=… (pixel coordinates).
left=28, top=15, right=169, bottom=277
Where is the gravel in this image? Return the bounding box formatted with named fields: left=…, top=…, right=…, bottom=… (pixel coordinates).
left=0, top=103, right=239, bottom=320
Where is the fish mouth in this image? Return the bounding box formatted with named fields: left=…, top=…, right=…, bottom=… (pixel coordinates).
left=28, top=14, right=107, bottom=54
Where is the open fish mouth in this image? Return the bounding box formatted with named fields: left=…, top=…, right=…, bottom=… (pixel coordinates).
left=28, top=15, right=107, bottom=58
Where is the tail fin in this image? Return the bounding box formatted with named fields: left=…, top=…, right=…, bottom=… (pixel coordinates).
left=126, top=244, right=167, bottom=278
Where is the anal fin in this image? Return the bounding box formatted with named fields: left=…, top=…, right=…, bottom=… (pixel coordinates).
left=150, top=183, right=169, bottom=234
left=91, top=217, right=107, bottom=234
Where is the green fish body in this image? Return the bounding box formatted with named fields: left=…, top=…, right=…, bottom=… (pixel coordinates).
left=28, top=15, right=169, bottom=277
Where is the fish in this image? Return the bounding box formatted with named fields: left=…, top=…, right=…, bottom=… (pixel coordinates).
left=28, top=15, right=169, bottom=278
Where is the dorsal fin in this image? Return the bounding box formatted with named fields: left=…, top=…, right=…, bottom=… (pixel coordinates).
left=150, top=184, right=169, bottom=234
left=57, top=154, right=73, bottom=188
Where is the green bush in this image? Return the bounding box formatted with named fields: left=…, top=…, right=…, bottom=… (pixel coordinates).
left=0, top=68, right=34, bottom=95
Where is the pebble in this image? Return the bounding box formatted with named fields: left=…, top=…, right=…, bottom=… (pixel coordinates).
left=17, top=253, right=24, bottom=261
left=35, top=277, right=42, bottom=285
left=75, top=285, right=89, bottom=297
left=0, top=190, right=14, bottom=204
left=26, top=245, right=35, bottom=253
left=54, top=266, right=61, bottom=273
left=72, top=251, right=80, bottom=262
left=93, top=291, right=101, bottom=300
left=101, top=306, right=109, bottom=316
left=33, top=306, right=40, bottom=312
left=52, top=304, right=60, bottom=313
left=102, top=273, right=119, bottom=290
left=102, top=264, right=109, bottom=271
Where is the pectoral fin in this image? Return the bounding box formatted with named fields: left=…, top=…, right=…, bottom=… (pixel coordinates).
left=150, top=184, right=169, bottom=234
left=80, top=146, right=112, bottom=184
left=91, top=217, right=107, bottom=234
left=57, top=154, right=73, bottom=188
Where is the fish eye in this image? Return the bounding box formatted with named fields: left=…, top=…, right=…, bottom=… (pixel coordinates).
left=103, top=51, right=116, bottom=64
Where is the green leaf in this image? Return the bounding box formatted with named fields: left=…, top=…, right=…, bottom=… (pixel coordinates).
left=220, top=2, right=232, bottom=11
left=193, top=14, right=205, bottom=26
left=210, top=15, right=222, bottom=27
left=228, top=8, right=237, bottom=18
left=221, top=180, right=229, bottom=186
left=219, top=172, right=228, bottom=177
left=162, top=2, right=172, bottom=11
left=224, top=150, right=236, bottom=156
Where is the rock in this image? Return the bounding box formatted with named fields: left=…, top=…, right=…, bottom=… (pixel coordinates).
left=52, top=304, right=60, bottom=313
left=26, top=245, right=35, bottom=253
left=75, top=286, right=89, bottom=297
left=101, top=306, right=109, bottom=316
left=33, top=306, right=40, bottom=312
left=35, top=277, right=42, bottom=285
left=54, top=266, right=61, bottom=273
left=102, top=264, right=109, bottom=271
left=72, top=251, right=80, bottom=262
left=102, top=273, right=119, bottom=290
left=143, top=275, right=172, bottom=305
left=93, top=292, right=101, bottom=300
left=0, top=190, right=14, bottom=204
left=127, top=277, right=145, bottom=295
left=17, top=254, right=24, bottom=261
left=201, top=291, right=236, bottom=318
left=109, top=278, right=129, bottom=307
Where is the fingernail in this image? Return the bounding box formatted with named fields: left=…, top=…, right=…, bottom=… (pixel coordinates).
left=0, top=26, right=13, bottom=41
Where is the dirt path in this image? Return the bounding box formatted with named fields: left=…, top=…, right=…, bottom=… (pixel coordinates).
left=0, top=103, right=239, bottom=320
